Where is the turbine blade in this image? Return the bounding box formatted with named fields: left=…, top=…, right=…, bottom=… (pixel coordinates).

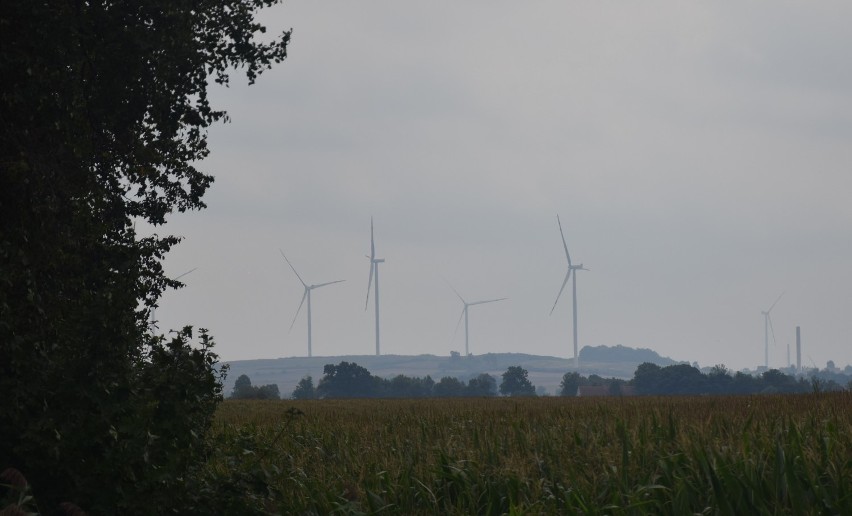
left=279, top=249, right=307, bottom=287
left=174, top=267, right=198, bottom=281
left=370, top=217, right=376, bottom=261
left=453, top=307, right=466, bottom=337
left=444, top=279, right=466, bottom=304
left=768, top=314, right=778, bottom=347
left=767, top=291, right=785, bottom=313
left=470, top=297, right=507, bottom=306
left=289, top=289, right=308, bottom=332
left=557, top=214, right=572, bottom=267
left=365, top=219, right=376, bottom=310
left=365, top=262, right=374, bottom=310
left=313, top=279, right=345, bottom=289
left=550, top=269, right=572, bottom=315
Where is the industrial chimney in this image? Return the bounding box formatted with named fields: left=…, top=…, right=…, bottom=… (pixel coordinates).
left=796, top=326, right=802, bottom=373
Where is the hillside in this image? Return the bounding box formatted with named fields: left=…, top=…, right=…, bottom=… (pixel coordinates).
left=579, top=344, right=677, bottom=365
left=222, top=346, right=680, bottom=397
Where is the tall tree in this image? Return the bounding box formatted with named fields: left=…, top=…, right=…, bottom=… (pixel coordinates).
left=434, top=376, right=467, bottom=397
left=559, top=371, right=581, bottom=397
left=317, top=362, right=381, bottom=399
left=499, top=366, right=536, bottom=397
left=632, top=362, right=662, bottom=395
left=292, top=375, right=317, bottom=400
left=232, top=374, right=256, bottom=399
left=467, top=373, right=497, bottom=397
left=1, top=0, right=290, bottom=512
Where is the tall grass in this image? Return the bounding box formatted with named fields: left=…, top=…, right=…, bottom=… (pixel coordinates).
left=208, top=393, right=851, bottom=514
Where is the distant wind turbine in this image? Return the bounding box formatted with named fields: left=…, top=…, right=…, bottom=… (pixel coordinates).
left=365, top=218, right=385, bottom=356
left=150, top=267, right=197, bottom=333
left=550, top=215, right=588, bottom=370
left=448, top=283, right=507, bottom=357
left=761, top=292, right=784, bottom=369
left=280, top=250, right=344, bottom=358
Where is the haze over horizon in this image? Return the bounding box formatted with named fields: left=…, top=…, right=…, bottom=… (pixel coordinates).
left=144, top=2, right=851, bottom=372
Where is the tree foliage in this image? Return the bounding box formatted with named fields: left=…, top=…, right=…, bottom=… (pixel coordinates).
left=467, top=373, right=497, bottom=397
left=317, top=362, right=383, bottom=399
left=559, top=372, right=581, bottom=397
left=434, top=376, right=467, bottom=398
left=291, top=375, right=317, bottom=400
left=1, top=0, right=290, bottom=512
left=632, top=362, right=813, bottom=395
left=499, top=366, right=536, bottom=397
left=306, top=363, right=498, bottom=399
left=386, top=374, right=435, bottom=398
left=231, top=374, right=281, bottom=400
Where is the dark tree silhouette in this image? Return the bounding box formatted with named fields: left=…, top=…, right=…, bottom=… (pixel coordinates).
left=232, top=374, right=255, bottom=399
left=317, top=362, right=382, bottom=398
left=1, top=0, right=290, bottom=511
left=467, top=373, right=498, bottom=397
left=500, top=366, right=536, bottom=397
left=434, top=376, right=467, bottom=397
left=292, top=375, right=317, bottom=400
left=559, top=372, right=581, bottom=397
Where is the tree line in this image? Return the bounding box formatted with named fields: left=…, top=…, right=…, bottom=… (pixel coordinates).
left=234, top=361, right=852, bottom=401
left=632, top=363, right=848, bottom=395
left=229, top=362, right=541, bottom=400
left=561, top=363, right=850, bottom=396
left=231, top=375, right=282, bottom=400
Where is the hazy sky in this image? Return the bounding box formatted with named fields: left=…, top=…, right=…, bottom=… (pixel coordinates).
left=147, top=1, right=852, bottom=372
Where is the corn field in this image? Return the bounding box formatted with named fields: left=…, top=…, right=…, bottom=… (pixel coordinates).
left=209, top=393, right=851, bottom=514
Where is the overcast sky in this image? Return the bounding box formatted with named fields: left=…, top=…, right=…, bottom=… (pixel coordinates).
left=148, top=1, right=852, bottom=372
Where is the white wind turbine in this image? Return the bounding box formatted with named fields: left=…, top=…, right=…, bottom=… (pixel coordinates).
left=550, top=215, right=588, bottom=370
left=280, top=250, right=344, bottom=358
left=761, top=292, right=784, bottom=369
left=449, top=284, right=506, bottom=357
left=365, top=218, right=385, bottom=356
left=149, top=267, right=197, bottom=333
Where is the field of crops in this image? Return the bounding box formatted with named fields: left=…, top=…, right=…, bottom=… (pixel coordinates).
left=209, top=393, right=851, bottom=514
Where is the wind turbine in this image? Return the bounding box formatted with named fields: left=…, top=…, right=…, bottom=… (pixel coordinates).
left=365, top=218, right=385, bottom=356
left=280, top=250, right=344, bottom=358
left=761, top=292, right=784, bottom=369
left=448, top=284, right=507, bottom=357
left=149, top=267, right=197, bottom=332
left=550, top=215, right=588, bottom=370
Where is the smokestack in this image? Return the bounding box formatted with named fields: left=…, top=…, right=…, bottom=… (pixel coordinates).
left=796, top=326, right=801, bottom=373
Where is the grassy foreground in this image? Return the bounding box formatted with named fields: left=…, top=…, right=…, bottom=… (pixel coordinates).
left=209, top=394, right=851, bottom=515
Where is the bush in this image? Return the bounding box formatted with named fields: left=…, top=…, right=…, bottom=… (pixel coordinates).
left=1, top=328, right=226, bottom=513
left=231, top=374, right=281, bottom=400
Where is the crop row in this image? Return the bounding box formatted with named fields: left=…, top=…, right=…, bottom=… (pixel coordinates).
left=208, top=393, right=851, bottom=514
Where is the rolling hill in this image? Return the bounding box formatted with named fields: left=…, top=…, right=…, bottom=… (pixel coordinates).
left=222, top=345, right=679, bottom=397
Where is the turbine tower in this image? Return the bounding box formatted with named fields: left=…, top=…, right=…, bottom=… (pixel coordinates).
left=149, top=267, right=197, bottom=333
left=365, top=218, right=385, bottom=355
left=550, top=215, right=588, bottom=370
left=448, top=284, right=507, bottom=357
left=280, top=250, right=344, bottom=357
left=761, top=292, right=784, bottom=369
